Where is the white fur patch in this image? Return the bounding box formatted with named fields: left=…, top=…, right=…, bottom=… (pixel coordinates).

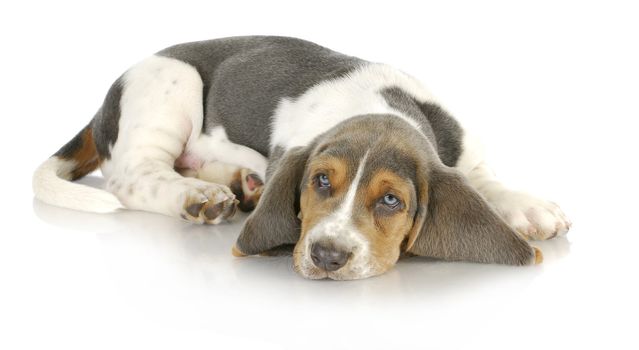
left=331, top=150, right=369, bottom=226
left=187, top=126, right=267, bottom=179
left=101, top=55, right=204, bottom=180
left=455, top=131, right=486, bottom=175
left=270, top=63, right=436, bottom=151
left=33, top=157, right=123, bottom=213
left=456, top=130, right=571, bottom=240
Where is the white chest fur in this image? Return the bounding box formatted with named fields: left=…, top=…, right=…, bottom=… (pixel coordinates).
left=269, top=63, right=436, bottom=151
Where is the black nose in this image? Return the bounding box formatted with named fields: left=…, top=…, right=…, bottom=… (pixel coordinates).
left=310, top=243, right=350, bottom=272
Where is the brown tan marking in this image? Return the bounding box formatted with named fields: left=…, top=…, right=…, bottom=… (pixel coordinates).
left=533, top=247, right=544, bottom=264
left=296, top=159, right=422, bottom=278
left=355, top=169, right=417, bottom=272
left=404, top=169, right=429, bottom=252
left=295, top=156, right=351, bottom=272
left=231, top=245, right=247, bottom=257
left=59, top=127, right=101, bottom=180
left=234, top=115, right=540, bottom=279
left=298, top=156, right=350, bottom=230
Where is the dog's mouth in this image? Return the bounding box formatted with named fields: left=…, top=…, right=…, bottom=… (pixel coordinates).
left=294, top=263, right=380, bottom=280
left=293, top=243, right=380, bottom=280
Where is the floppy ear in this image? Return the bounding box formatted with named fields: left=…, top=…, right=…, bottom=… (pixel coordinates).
left=405, top=166, right=540, bottom=265
left=232, top=147, right=310, bottom=257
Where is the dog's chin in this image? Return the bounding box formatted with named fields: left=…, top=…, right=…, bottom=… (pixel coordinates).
left=293, top=259, right=385, bottom=280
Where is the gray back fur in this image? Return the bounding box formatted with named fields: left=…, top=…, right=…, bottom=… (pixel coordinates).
left=61, top=77, right=123, bottom=161
left=86, top=37, right=465, bottom=172
left=158, top=36, right=364, bottom=156
left=92, top=77, right=124, bottom=160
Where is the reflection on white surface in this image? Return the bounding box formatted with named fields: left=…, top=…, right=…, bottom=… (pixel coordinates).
left=26, top=193, right=579, bottom=349
left=32, top=196, right=570, bottom=297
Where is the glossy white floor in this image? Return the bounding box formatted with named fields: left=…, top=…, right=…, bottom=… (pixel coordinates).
left=8, top=173, right=636, bottom=350
left=2, top=1, right=638, bottom=349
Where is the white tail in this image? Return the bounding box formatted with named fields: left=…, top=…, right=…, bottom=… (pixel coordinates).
left=33, top=157, right=123, bottom=213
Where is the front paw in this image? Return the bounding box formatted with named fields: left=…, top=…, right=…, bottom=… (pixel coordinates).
left=229, top=169, right=264, bottom=212
left=492, top=191, right=572, bottom=240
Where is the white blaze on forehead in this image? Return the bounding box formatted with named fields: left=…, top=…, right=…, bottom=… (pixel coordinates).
left=307, top=150, right=370, bottom=242
left=335, top=150, right=370, bottom=221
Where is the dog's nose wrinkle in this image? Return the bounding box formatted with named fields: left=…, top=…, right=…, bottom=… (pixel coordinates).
left=310, top=243, right=350, bottom=272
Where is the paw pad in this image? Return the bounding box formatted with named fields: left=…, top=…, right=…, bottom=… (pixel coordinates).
left=230, top=169, right=265, bottom=212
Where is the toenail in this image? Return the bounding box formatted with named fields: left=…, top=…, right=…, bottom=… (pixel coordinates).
left=204, top=202, right=224, bottom=220
left=186, top=202, right=206, bottom=217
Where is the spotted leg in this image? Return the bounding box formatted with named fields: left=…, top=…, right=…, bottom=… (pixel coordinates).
left=100, top=55, right=238, bottom=224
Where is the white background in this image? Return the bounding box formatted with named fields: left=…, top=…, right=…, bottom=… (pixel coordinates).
left=1, top=1, right=638, bottom=349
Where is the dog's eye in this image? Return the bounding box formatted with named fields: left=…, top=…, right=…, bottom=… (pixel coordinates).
left=315, top=173, right=331, bottom=189
left=381, top=194, right=401, bottom=209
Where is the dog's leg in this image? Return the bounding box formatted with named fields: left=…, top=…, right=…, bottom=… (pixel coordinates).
left=100, top=55, right=238, bottom=224
left=187, top=127, right=268, bottom=179
left=455, top=132, right=572, bottom=240
left=177, top=128, right=268, bottom=212
left=177, top=160, right=264, bottom=212
left=107, top=158, right=238, bottom=224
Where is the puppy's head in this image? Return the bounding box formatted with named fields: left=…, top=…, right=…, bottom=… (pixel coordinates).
left=234, top=115, right=537, bottom=280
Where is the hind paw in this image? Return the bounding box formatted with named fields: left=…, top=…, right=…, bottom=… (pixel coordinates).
left=181, top=182, right=238, bottom=224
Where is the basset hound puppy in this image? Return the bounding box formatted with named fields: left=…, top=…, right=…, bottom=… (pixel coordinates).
left=33, top=36, right=570, bottom=280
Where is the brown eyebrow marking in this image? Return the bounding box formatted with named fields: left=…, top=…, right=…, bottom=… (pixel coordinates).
left=344, top=167, right=416, bottom=273
left=307, top=156, right=349, bottom=194
left=364, top=169, right=413, bottom=208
